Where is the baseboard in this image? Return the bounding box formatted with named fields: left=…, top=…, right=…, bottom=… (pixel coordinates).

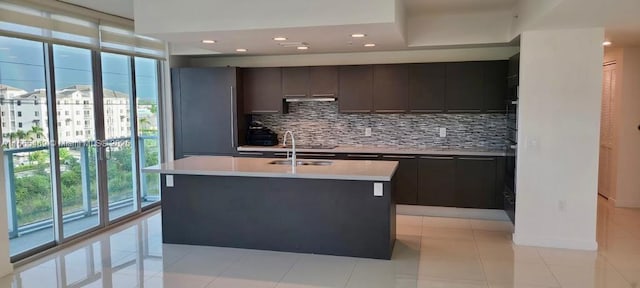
left=396, top=205, right=510, bottom=221
left=512, top=233, right=598, bottom=251
left=613, top=199, right=640, bottom=208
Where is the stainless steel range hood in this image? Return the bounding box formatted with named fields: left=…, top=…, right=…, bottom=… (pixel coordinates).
left=285, top=96, right=336, bottom=102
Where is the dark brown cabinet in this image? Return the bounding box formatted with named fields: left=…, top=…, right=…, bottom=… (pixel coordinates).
left=409, top=63, right=446, bottom=113
left=339, top=65, right=373, bottom=113
left=417, top=156, right=456, bottom=206
left=309, top=66, right=338, bottom=97
left=282, top=66, right=339, bottom=99
left=455, top=157, right=498, bottom=208
left=483, top=61, right=508, bottom=113
left=373, top=64, right=409, bottom=113
left=282, top=67, right=309, bottom=98
left=382, top=155, right=417, bottom=204
left=172, top=67, right=239, bottom=158
left=445, top=62, right=484, bottom=113
left=243, top=68, right=283, bottom=114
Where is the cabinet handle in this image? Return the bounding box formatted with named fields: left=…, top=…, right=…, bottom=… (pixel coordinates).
left=250, top=110, right=279, bottom=114
left=486, top=109, right=505, bottom=113
left=347, top=154, right=378, bottom=158
left=297, top=153, right=336, bottom=157
left=458, top=157, right=495, bottom=161
left=311, top=93, right=335, bottom=97
left=340, top=110, right=371, bottom=113
left=284, top=94, right=307, bottom=98
left=274, top=152, right=288, bottom=157
left=238, top=152, right=264, bottom=156
left=382, top=155, right=415, bottom=159
left=419, top=156, right=454, bottom=160
left=230, top=86, right=235, bottom=148
left=410, top=109, right=443, bottom=113
left=447, top=109, right=481, bottom=113
left=375, top=109, right=406, bottom=113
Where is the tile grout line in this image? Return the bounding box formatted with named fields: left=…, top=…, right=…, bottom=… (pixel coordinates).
left=470, top=223, right=491, bottom=287
left=273, top=253, right=302, bottom=288
left=535, top=247, right=565, bottom=288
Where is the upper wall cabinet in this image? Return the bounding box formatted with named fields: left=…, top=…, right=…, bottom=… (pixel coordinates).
left=445, top=62, right=484, bottom=113
left=243, top=67, right=283, bottom=114
left=409, top=63, right=446, bottom=113
left=483, top=60, right=509, bottom=113
left=373, top=64, right=409, bottom=113
left=282, top=67, right=308, bottom=98
left=445, top=61, right=508, bottom=113
left=309, top=66, right=338, bottom=97
left=339, top=65, right=373, bottom=113
left=282, top=66, right=339, bottom=99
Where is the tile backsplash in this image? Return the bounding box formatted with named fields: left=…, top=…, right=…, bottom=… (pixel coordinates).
left=252, top=102, right=507, bottom=149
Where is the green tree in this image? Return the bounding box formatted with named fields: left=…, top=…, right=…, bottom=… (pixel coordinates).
left=28, top=151, right=48, bottom=166
left=28, top=126, right=45, bottom=142
left=15, top=130, right=27, bottom=147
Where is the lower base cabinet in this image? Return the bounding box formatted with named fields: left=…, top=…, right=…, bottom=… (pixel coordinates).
left=417, top=156, right=455, bottom=206
left=235, top=150, right=503, bottom=209
left=417, top=156, right=500, bottom=209
left=381, top=155, right=418, bottom=205
left=455, top=157, right=498, bottom=208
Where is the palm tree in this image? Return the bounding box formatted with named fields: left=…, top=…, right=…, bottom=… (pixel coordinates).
left=15, top=130, right=27, bottom=148
left=7, top=132, right=17, bottom=148
left=28, top=126, right=45, bottom=142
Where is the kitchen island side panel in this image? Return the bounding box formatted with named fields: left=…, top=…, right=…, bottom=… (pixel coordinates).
left=161, top=175, right=396, bottom=259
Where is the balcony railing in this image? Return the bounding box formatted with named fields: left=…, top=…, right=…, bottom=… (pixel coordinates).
left=4, top=135, right=159, bottom=239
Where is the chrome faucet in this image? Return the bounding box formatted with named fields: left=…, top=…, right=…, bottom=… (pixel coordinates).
left=283, top=130, right=296, bottom=172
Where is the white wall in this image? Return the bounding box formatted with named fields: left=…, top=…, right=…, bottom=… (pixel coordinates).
left=514, top=28, right=603, bottom=250
left=134, top=0, right=395, bottom=35
left=610, top=48, right=640, bottom=207
left=189, top=46, right=520, bottom=67
left=408, top=10, right=513, bottom=47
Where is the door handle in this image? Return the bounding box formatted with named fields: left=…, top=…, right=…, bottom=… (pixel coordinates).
left=230, top=86, right=236, bottom=148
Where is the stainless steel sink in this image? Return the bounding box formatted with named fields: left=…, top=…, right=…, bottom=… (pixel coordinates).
left=268, top=160, right=333, bottom=166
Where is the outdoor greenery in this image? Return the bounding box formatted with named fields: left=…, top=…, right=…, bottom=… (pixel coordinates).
left=11, top=137, right=160, bottom=226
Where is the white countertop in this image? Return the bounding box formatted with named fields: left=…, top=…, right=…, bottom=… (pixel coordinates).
left=143, top=156, right=398, bottom=181
left=237, top=145, right=506, bottom=156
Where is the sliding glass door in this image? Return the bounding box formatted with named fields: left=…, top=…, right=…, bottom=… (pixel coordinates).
left=2, top=35, right=163, bottom=261
left=134, top=57, right=161, bottom=207
left=52, top=44, right=101, bottom=238
left=100, top=52, right=138, bottom=221
left=0, top=36, right=55, bottom=256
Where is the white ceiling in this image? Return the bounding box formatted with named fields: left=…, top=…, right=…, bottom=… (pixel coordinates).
left=56, top=0, right=640, bottom=55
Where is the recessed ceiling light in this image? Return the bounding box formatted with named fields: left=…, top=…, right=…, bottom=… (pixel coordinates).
left=273, top=37, right=287, bottom=41
left=297, top=46, right=309, bottom=50
left=351, top=33, right=366, bottom=38
left=201, top=40, right=216, bottom=44
left=603, top=41, right=612, bottom=46
left=364, top=43, right=376, bottom=47
left=236, top=48, right=248, bottom=52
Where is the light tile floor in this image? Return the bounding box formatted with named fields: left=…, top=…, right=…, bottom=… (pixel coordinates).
left=1, top=196, right=639, bottom=288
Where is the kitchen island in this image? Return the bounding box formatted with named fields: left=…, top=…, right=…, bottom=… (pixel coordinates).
left=143, top=156, right=399, bottom=259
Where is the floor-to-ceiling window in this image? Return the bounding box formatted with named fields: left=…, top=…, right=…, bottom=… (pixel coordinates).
left=134, top=57, right=161, bottom=207
left=0, top=2, right=165, bottom=260
left=0, top=36, right=55, bottom=256
left=100, top=52, right=138, bottom=221
left=52, top=44, right=101, bottom=238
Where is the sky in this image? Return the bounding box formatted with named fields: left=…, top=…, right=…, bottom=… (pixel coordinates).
left=0, top=36, right=159, bottom=100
